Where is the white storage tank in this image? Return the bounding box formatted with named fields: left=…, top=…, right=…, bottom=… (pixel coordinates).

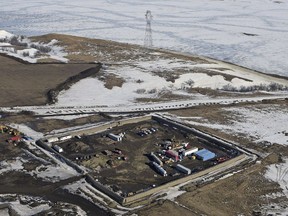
left=151, top=162, right=167, bottom=176
left=176, top=164, right=191, bottom=175
left=150, top=152, right=163, bottom=166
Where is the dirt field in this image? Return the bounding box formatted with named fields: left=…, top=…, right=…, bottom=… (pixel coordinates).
left=136, top=200, right=197, bottom=216
left=0, top=111, right=108, bottom=134
left=174, top=153, right=286, bottom=216
left=0, top=55, right=95, bottom=107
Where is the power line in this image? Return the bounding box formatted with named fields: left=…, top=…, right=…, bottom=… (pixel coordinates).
left=144, top=10, right=153, bottom=47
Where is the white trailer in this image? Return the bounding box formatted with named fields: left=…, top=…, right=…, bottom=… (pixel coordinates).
left=46, top=137, right=59, bottom=143
left=108, top=133, right=122, bottom=142
left=59, top=135, right=72, bottom=141
left=184, top=147, right=198, bottom=156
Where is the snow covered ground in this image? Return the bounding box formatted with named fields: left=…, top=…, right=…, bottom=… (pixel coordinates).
left=0, top=195, right=51, bottom=216
left=63, top=179, right=111, bottom=207
left=57, top=63, right=207, bottom=106
left=265, top=158, right=288, bottom=198
left=263, top=158, right=288, bottom=215
left=0, top=124, right=79, bottom=182
left=1, top=94, right=287, bottom=115
left=56, top=59, right=288, bottom=107
left=0, top=153, right=78, bottom=183
left=184, top=105, right=288, bottom=146
left=0, top=30, right=13, bottom=39
left=0, top=157, right=25, bottom=175
left=8, top=123, right=44, bottom=140
left=42, top=114, right=93, bottom=120
left=0, top=194, right=87, bottom=216
left=0, top=0, right=287, bottom=76
left=0, top=30, right=68, bottom=63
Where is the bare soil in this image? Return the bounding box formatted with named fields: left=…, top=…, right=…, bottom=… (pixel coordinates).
left=98, top=72, right=125, bottom=90
left=136, top=200, right=197, bottom=216
left=0, top=55, right=94, bottom=107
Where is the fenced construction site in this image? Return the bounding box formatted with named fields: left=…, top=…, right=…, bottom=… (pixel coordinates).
left=36, top=114, right=255, bottom=205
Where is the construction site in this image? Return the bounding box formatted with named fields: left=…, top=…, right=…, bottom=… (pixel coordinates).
left=36, top=115, right=251, bottom=205
left=0, top=28, right=287, bottom=215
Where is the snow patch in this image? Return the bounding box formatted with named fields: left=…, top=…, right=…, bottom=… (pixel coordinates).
left=0, top=157, right=25, bottom=175
left=63, top=179, right=109, bottom=208
left=8, top=123, right=44, bottom=140
left=42, top=114, right=93, bottom=120
left=0, top=30, right=13, bottom=39
left=31, top=164, right=79, bottom=183
left=0, top=31, right=68, bottom=63
left=186, top=105, right=288, bottom=146
left=55, top=56, right=288, bottom=107
left=265, top=158, right=288, bottom=198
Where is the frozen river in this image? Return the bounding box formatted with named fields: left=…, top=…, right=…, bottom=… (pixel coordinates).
left=0, top=0, right=288, bottom=77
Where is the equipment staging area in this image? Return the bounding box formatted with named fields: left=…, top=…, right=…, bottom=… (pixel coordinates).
left=38, top=115, right=250, bottom=205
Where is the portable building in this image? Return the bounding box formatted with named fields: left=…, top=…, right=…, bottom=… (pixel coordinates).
left=195, top=149, right=215, bottom=161
left=53, top=145, right=64, bottom=153
left=165, top=150, right=179, bottom=162
left=184, top=147, right=199, bottom=156
left=175, top=164, right=191, bottom=175
left=108, top=133, right=122, bottom=142
left=46, top=137, right=59, bottom=143
left=151, top=162, right=167, bottom=176
left=59, top=135, right=72, bottom=141
left=150, top=152, right=163, bottom=166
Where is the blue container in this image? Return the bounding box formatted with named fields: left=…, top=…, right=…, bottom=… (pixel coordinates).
left=195, top=149, right=215, bottom=161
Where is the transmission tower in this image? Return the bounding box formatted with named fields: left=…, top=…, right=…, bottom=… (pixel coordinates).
left=144, top=10, right=153, bottom=47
